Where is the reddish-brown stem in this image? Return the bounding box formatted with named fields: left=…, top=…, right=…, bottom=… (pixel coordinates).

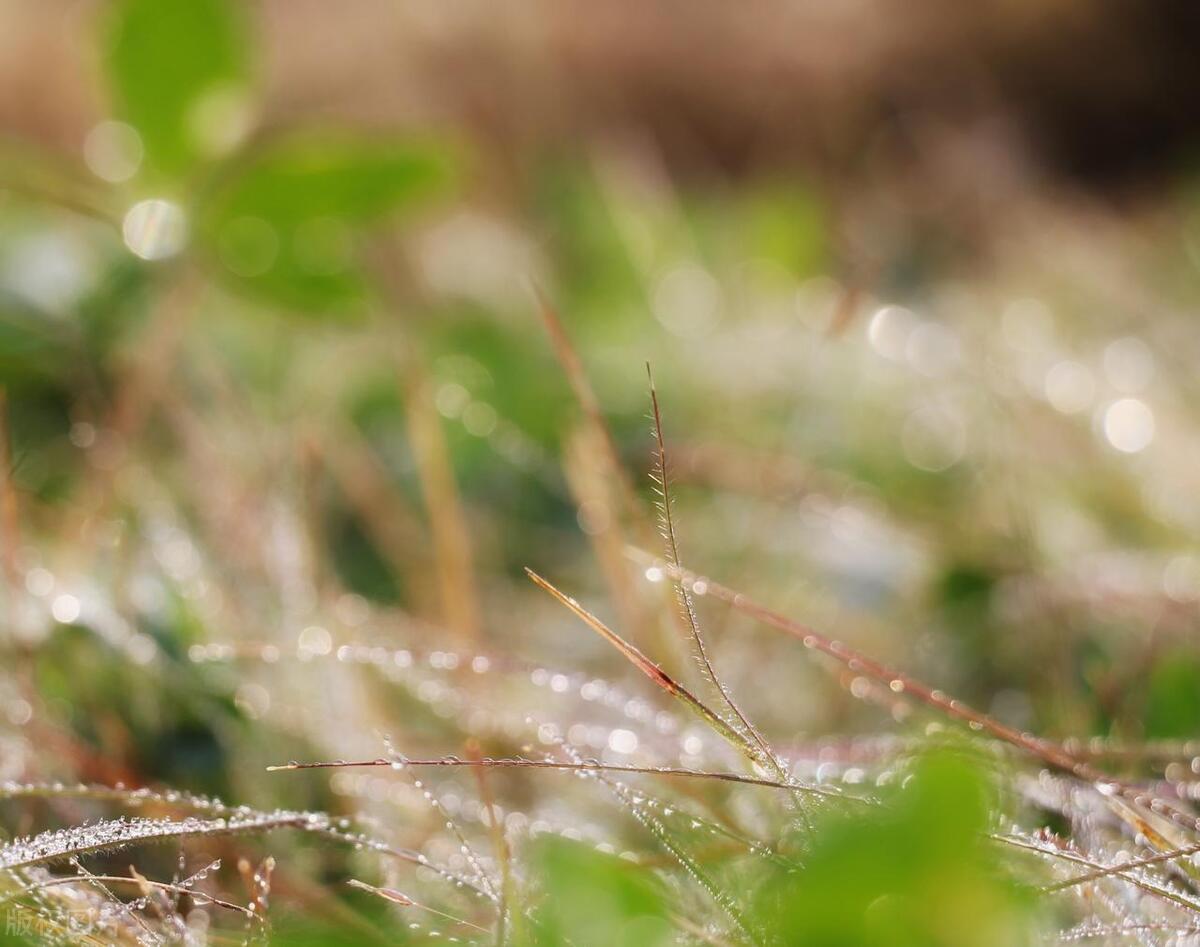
left=267, top=755, right=863, bottom=801
left=631, top=550, right=1200, bottom=839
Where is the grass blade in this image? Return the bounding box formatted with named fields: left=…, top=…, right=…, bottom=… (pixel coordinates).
left=524, top=567, right=767, bottom=762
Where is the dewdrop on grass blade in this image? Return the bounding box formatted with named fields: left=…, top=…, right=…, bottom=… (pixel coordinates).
left=380, top=734, right=500, bottom=902
left=348, top=880, right=492, bottom=935
left=0, top=811, right=317, bottom=871
left=0, top=785, right=499, bottom=909
left=552, top=733, right=762, bottom=945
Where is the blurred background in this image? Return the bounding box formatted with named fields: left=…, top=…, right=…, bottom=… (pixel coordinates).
left=1, top=0, right=1200, bottom=941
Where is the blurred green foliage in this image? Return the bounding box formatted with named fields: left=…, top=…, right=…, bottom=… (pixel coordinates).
left=755, top=751, right=1035, bottom=946
left=523, top=836, right=675, bottom=947
left=1, top=0, right=1196, bottom=942
left=1144, top=651, right=1200, bottom=740
left=512, top=753, right=1037, bottom=946
left=201, top=133, right=454, bottom=313
left=106, top=0, right=249, bottom=178
left=104, top=0, right=460, bottom=319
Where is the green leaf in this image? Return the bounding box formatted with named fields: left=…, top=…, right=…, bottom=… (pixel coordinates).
left=201, top=133, right=454, bottom=314
left=522, top=837, right=673, bottom=947
left=105, top=0, right=250, bottom=177
left=211, top=135, right=452, bottom=224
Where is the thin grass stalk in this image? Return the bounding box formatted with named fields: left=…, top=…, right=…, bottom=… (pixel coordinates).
left=0, top=874, right=256, bottom=919
left=564, top=424, right=655, bottom=647
left=997, top=834, right=1200, bottom=915
left=1043, top=841, right=1200, bottom=893
left=536, top=291, right=673, bottom=657
left=267, top=755, right=862, bottom=801
left=406, top=364, right=482, bottom=645
left=348, top=880, right=492, bottom=935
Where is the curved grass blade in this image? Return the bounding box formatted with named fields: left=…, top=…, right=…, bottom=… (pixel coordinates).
left=525, top=567, right=774, bottom=771
left=0, top=811, right=318, bottom=871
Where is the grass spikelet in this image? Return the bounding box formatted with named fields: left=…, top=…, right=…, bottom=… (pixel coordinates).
left=646, top=364, right=785, bottom=781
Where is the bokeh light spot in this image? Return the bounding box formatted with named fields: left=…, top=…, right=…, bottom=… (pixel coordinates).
left=122, top=199, right=187, bottom=260
left=868, top=305, right=916, bottom=361
left=1044, top=360, right=1095, bottom=414
left=1103, top=336, right=1155, bottom=393
left=901, top=406, right=966, bottom=472
left=1102, top=398, right=1154, bottom=453
left=83, top=120, right=144, bottom=183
